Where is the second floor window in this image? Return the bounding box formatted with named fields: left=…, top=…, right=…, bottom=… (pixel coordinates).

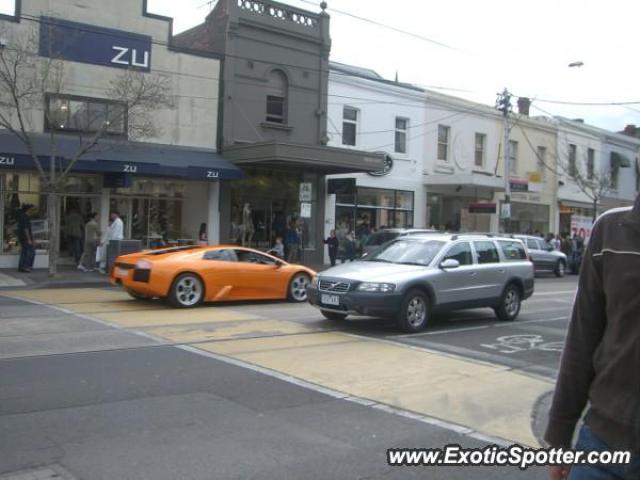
left=265, top=69, right=288, bottom=124
left=537, top=146, right=547, bottom=179
left=395, top=117, right=408, bottom=154
left=568, top=144, right=577, bottom=177
left=437, top=125, right=449, bottom=161
left=509, top=140, right=518, bottom=175
left=46, top=95, right=126, bottom=136
left=342, top=106, right=358, bottom=146
left=474, top=133, right=486, bottom=167
left=587, top=148, right=595, bottom=180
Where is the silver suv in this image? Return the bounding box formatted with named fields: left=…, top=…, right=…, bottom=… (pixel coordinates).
left=307, top=233, right=534, bottom=333
left=514, top=235, right=567, bottom=277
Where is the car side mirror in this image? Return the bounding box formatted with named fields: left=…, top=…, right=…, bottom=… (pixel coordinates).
left=440, top=259, right=460, bottom=270
left=274, top=260, right=284, bottom=268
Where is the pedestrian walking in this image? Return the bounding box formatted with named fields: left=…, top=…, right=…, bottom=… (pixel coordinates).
left=285, top=223, right=300, bottom=263
left=323, top=229, right=339, bottom=266
left=17, top=203, right=35, bottom=272
left=198, top=222, right=208, bottom=245
left=342, top=231, right=356, bottom=263
left=268, top=236, right=285, bottom=259
left=545, top=191, right=640, bottom=480
left=98, top=211, right=124, bottom=274
left=78, top=212, right=100, bottom=272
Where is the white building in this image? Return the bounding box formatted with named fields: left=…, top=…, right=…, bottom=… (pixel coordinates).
left=324, top=63, right=427, bottom=260
left=0, top=0, right=240, bottom=268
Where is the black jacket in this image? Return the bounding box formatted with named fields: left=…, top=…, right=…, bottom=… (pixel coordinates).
left=545, top=195, right=640, bottom=451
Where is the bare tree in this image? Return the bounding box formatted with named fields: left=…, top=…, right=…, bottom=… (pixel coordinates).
left=0, top=24, right=172, bottom=275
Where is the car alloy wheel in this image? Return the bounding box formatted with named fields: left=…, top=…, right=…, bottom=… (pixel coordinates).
left=289, top=273, right=310, bottom=302
left=173, top=274, right=203, bottom=307
left=495, top=284, right=521, bottom=321
left=398, top=289, right=429, bottom=333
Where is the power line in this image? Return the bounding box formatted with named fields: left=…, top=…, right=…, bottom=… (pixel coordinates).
left=296, top=0, right=456, bottom=50
left=515, top=95, right=640, bottom=107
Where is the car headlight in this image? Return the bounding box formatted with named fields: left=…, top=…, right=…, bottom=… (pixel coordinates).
left=357, top=282, right=396, bottom=293
left=311, top=276, right=319, bottom=288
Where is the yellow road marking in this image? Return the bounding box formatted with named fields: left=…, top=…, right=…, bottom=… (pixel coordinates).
left=145, top=319, right=316, bottom=343
left=60, top=301, right=164, bottom=313
left=198, top=332, right=551, bottom=446
left=5, top=288, right=127, bottom=304
left=95, top=308, right=260, bottom=328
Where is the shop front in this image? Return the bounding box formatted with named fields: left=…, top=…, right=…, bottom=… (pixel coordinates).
left=220, top=142, right=384, bottom=265
left=0, top=132, right=243, bottom=268
left=504, top=200, right=551, bottom=235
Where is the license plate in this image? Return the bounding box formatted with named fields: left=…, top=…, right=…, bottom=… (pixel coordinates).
left=321, top=294, right=340, bottom=306
left=114, top=267, right=129, bottom=278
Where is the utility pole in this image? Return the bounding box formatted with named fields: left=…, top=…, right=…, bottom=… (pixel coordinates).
left=496, top=88, right=512, bottom=233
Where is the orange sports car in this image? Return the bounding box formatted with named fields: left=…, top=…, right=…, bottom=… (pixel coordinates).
left=109, top=245, right=316, bottom=308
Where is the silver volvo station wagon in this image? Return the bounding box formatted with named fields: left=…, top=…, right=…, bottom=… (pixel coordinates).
left=307, top=233, right=535, bottom=333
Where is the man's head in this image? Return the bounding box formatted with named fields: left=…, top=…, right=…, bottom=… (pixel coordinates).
left=109, top=211, right=119, bottom=221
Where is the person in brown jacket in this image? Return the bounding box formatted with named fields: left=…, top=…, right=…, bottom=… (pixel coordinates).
left=545, top=191, right=640, bottom=479
left=78, top=212, right=100, bottom=272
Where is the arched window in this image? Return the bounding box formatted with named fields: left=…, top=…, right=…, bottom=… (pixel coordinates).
left=266, top=70, right=287, bottom=124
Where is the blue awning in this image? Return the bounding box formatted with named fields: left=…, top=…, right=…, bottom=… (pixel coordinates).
left=0, top=130, right=243, bottom=180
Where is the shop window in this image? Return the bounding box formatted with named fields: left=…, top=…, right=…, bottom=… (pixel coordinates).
left=437, top=125, right=449, bottom=161
left=444, top=242, right=473, bottom=265
left=266, top=70, right=288, bottom=124
left=46, top=94, right=127, bottom=136
left=474, top=241, right=500, bottom=264
left=395, top=117, right=408, bottom=154
left=342, top=107, right=358, bottom=146
left=610, top=165, right=619, bottom=190
left=474, top=133, right=486, bottom=168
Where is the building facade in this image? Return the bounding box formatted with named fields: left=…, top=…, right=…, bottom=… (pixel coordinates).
left=175, top=0, right=382, bottom=264
left=0, top=0, right=240, bottom=268
left=324, top=63, right=427, bottom=260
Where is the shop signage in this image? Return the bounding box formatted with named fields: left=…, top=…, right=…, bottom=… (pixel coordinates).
left=500, top=202, right=511, bottom=219
left=206, top=170, right=220, bottom=179
left=368, top=153, right=393, bottom=177
left=299, top=183, right=313, bottom=202
left=571, top=215, right=593, bottom=241
left=509, top=179, right=528, bottom=193
left=468, top=202, right=497, bottom=214
left=0, top=156, right=15, bottom=166
left=39, top=17, right=152, bottom=72
left=300, top=202, right=312, bottom=218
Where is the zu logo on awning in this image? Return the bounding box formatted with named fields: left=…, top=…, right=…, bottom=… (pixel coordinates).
left=123, top=164, right=137, bottom=173
left=207, top=171, right=219, bottom=178
left=0, top=156, right=15, bottom=166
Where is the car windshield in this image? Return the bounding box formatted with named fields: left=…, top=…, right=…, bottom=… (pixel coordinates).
left=365, top=231, right=398, bottom=246
left=367, top=239, right=445, bottom=266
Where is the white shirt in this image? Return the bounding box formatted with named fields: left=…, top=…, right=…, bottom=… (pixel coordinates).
left=108, top=217, right=124, bottom=241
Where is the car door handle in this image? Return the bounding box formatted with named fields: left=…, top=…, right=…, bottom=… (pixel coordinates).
left=498, top=269, right=505, bottom=273
left=468, top=271, right=477, bottom=276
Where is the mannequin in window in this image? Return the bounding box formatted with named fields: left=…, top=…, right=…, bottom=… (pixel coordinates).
left=242, top=203, right=254, bottom=247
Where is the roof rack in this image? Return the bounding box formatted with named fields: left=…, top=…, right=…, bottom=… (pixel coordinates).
left=450, top=232, right=497, bottom=241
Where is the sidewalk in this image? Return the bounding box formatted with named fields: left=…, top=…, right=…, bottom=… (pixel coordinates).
left=0, top=263, right=329, bottom=289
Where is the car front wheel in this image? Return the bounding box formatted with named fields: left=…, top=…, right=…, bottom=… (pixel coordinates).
left=169, top=273, right=204, bottom=308
left=494, top=284, right=521, bottom=321
left=287, top=273, right=310, bottom=302
left=397, top=289, right=429, bottom=333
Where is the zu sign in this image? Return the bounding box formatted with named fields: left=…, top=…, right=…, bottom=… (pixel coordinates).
left=0, top=156, right=15, bottom=166
left=40, top=17, right=152, bottom=72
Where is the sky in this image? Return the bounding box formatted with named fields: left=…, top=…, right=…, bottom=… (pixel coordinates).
left=2, top=0, right=639, bottom=132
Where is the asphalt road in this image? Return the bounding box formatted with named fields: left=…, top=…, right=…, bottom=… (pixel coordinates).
left=0, top=275, right=577, bottom=479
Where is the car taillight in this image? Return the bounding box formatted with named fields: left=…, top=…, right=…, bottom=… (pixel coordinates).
left=135, top=259, right=153, bottom=270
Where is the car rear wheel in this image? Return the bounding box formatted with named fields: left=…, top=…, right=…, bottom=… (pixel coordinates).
left=287, top=272, right=310, bottom=302
left=494, top=284, right=521, bottom=321
left=397, top=289, right=429, bottom=333
left=554, top=260, right=566, bottom=278
left=169, top=273, right=204, bottom=308
left=320, top=309, right=347, bottom=321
